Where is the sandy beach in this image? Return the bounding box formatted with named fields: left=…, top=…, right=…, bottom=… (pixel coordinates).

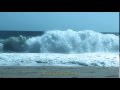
left=0, top=66, right=119, bottom=78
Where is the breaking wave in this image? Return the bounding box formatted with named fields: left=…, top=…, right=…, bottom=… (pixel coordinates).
left=0, top=29, right=119, bottom=53
left=26, top=29, right=119, bottom=53
left=0, top=35, right=27, bottom=52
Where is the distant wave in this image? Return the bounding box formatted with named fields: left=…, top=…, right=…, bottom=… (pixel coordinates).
left=0, top=29, right=119, bottom=53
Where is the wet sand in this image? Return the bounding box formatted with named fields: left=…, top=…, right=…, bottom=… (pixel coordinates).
left=0, top=66, right=119, bottom=78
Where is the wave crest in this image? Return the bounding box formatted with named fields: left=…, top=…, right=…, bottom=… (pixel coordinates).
left=3, top=35, right=27, bottom=52
left=26, top=30, right=119, bottom=53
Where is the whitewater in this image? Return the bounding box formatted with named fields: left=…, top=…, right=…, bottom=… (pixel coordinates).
left=0, top=29, right=119, bottom=67
left=0, top=53, right=119, bottom=67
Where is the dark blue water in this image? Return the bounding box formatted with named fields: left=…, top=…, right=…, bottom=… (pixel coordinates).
left=0, top=31, right=44, bottom=39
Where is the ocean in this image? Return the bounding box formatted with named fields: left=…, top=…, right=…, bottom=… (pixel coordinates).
left=0, top=29, right=119, bottom=67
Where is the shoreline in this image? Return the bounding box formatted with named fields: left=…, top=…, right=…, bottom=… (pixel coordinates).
left=0, top=66, right=119, bottom=78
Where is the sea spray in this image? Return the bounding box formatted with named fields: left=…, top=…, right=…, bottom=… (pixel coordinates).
left=26, top=30, right=119, bottom=53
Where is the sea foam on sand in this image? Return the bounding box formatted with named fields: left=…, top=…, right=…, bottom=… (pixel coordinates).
left=0, top=53, right=119, bottom=67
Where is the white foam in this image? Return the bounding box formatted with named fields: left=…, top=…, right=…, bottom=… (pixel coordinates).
left=0, top=53, right=119, bottom=67
left=26, top=30, right=119, bottom=53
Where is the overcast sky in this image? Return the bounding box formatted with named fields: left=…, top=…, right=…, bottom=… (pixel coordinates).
left=0, top=12, right=119, bottom=32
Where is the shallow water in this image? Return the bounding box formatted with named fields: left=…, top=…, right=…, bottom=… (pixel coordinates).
left=0, top=53, right=119, bottom=67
